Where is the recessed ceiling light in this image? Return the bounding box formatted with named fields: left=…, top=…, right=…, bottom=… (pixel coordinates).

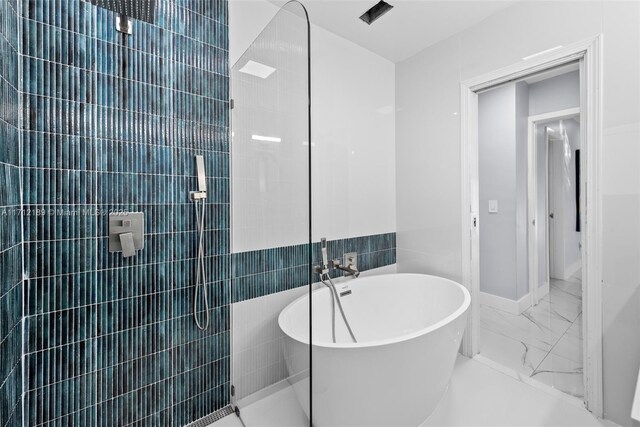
left=359, top=0, right=394, bottom=25
left=522, top=45, right=564, bottom=61
left=252, top=135, right=281, bottom=143
left=239, top=60, right=276, bottom=79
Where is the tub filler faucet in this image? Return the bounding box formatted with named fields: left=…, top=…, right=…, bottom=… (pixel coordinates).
left=333, top=254, right=360, bottom=278
left=312, top=238, right=360, bottom=277
left=313, top=238, right=359, bottom=344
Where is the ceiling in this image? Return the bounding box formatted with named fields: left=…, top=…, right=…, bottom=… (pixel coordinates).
left=268, top=0, right=518, bottom=63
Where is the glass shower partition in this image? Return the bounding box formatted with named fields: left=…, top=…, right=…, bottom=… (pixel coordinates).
left=230, top=2, right=312, bottom=425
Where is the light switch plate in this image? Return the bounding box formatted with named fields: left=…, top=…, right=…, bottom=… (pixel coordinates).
left=488, top=200, right=498, bottom=213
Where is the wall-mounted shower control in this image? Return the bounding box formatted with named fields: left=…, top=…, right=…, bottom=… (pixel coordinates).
left=332, top=252, right=360, bottom=277
left=344, top=252, right=358, bottom=274
left=108, top=212, right=144, bottom=257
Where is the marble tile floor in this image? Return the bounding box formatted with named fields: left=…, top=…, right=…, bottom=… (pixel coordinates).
left=210, top=356, right=607, bottom=427
left=479, top=272, right=584, bottom=399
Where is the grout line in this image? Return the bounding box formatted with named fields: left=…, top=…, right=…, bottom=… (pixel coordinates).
left=23, top=254, right=231, bottom=280
left=23, top=92, right=228, bottom=131
left=0, top=159, right=23, bottom=168
left=22, top=10, right=229, bottom=55
left=25, top=343, right=231, bottom=394
left=21, top=52, right=229, bottom=102
left=32, top=376, right=231, bottom=427
left=0, top=240, right=22, bottom=257
left=0, top=70, right=20, bottom=93
left=0, top=306, right=21, bottom=349
left=91, top=119, right=100, bottom=425
left=16, top=0, right=27, bottom=422
left=24, top=305, right=231, bottom=353
left=1, top=394, right=22, bottom=427
left=20, top=166, right=230, bottom=179
left=22, top=228, right=231, bottom=244
left=0, top=278, right=22, bottom=300
left=0, top=355, right=21, bottom=391
left=21, top=126, right=230, bottom=144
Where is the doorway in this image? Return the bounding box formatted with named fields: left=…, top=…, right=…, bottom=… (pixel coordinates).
left=474, top=72, right=585, bottom=399
left=460, top=36, right=603, bottom=416
left=529, top=111, right=584, bottom=398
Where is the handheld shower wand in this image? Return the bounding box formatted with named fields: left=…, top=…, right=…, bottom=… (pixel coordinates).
left=191, top=155, right=209, bottom=330
left=315, top=237, right=357, bottom=343
left=321, top=237, right=329, bottom=274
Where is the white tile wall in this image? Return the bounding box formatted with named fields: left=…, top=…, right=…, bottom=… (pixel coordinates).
left=232, top=285, right=307, bottom=399
left=230, top=0, right=396, bottom=252
left=310, top=27, right=396, bottom=242
left=230, top=2, right=311, bottom=253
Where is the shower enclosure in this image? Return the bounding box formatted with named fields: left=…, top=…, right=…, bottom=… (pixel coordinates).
left=230, top=1, right=312, bottom=424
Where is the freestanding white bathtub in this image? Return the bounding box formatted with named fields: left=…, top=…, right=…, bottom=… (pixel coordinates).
left=278, top=273, right=471, bottom=427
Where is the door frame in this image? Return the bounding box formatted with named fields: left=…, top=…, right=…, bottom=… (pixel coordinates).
left=460, top=35, right=603, bottom=415
left=528, top=108, right=581, bottom=305
left=548, top=128, right=556, bottom=289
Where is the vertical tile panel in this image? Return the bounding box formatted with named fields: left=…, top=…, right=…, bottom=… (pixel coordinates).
left=20, top=0, right=231, bottom=425
left=0, top=0, right=24, bottom=424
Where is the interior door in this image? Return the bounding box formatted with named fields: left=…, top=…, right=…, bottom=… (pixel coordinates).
left=547, top=134, right=557, bottom=281
left=548, top=131, right=567, bottom=280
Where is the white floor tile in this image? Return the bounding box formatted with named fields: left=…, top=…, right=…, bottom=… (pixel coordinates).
left=479, top=328, right=548, bottom=377
left=534, top=294, right=581, bottom=325
left=480, top=271, right=584, bottom=401
left=550, top=317, right=583, bottom=364
left=422, top=356, right=600, bottom=427
left=208, top=414, right=244, bottom=427
left=480, top=304, right=560, bottom=351
left=211, top=356, right=603, bottom=427
left=235, top=384, right=309, bottom=427
left=532, top=352, right=585, bottom=399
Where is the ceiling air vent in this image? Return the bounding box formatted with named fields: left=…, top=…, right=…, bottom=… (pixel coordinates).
left=359, top=0, right=394, bottom=25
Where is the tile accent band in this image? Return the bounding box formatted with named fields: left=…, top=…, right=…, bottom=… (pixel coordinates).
left=232, top=232, right=397, bottom=303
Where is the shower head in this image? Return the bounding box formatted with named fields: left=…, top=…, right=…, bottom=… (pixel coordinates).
left=86, top=0, right=157, bottom=24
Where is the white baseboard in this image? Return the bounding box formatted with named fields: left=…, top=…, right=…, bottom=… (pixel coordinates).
left=518, top=293, right=532, bottom=313
left=480, top=291, right=531, bottom=315
left=564, top=260, right=582, bottom=280
left=538, top=281, right=550, bottom=299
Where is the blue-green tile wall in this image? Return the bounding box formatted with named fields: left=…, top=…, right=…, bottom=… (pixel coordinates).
left=232, top=233, right=396, bottom=303
left=19, top=0, right=231, bottom=425
left=0, top=0, right=23, bottom=425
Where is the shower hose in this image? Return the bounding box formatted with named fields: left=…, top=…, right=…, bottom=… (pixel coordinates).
left=193, top=198, right=209, bottom=330
left=319, top=273, right=357, bottom=343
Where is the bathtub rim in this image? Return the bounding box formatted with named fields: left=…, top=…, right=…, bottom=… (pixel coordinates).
left=278, top=273, right=471, bottom=349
